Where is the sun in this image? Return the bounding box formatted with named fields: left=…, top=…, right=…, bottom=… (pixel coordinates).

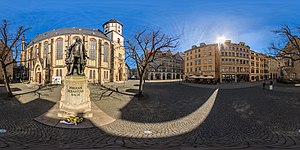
left=216, top=36, right=226, bottom=44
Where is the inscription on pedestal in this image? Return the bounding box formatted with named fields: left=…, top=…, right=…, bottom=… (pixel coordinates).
left=68, top=86, right=84, bottom=96
left=59, top=76, right=92, bottom=118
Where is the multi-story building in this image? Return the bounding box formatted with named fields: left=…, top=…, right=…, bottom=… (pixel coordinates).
left=185, top=40, right=280, bottom=83
left=184, top=43, right=220, bottom=80
left=250, top=50, right=264, bottom=81
left=269, top=56, right=280, bottom=79
left=220, top=40, right=250, bottom=83
left=146, top=50, right=184, bottom=80
left=21, top=19, right=126, bottom=84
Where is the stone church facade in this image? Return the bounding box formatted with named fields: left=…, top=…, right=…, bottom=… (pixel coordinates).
left=20, top=19, right=126, bottom=84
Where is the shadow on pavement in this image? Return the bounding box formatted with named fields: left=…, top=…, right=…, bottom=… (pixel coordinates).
left=120, top=82, right=216, bottom=123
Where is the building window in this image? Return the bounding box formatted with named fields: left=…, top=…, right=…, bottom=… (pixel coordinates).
left=208, top=52, right=212, bottom=56
left=89, top=39, right=96, bottom=60
left=93, top=70, right=96, bottom=79
left=208, top=59, right=212, bottom=64
left=56, top=69, right=59, bottom=76
left=104, top=42, right=109, bottom=62
left=30, top=47, right=33, bottom=60
left=104, top=71, right=109, bottom=79
left=89, top=70, right=92, bottom=79
left=43, top=42, right=48, bottom=58
left=208, top=66, right=212, bottom=71
left=60, top=69, right=62, bottom=76
left=56, top=38, right=63, bottom=60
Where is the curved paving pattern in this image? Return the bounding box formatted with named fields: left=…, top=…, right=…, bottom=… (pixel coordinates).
left=0, top=82, right=299, bottom=149
left=99, top=89, right=219, bottom=138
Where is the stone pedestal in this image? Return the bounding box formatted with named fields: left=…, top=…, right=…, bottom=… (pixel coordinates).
left=58, top=76, right=92, bottom=118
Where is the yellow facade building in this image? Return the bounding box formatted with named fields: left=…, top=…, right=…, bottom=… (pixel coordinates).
left=21, top=19, right=126, bottom=84
left=184, top=43, right=220, bottom=79
left=219, top=40, right=250, bottom=82
left=184, top=40, right=280, bottom=83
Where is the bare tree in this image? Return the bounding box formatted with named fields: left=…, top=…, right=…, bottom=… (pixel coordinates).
left=126, top=29, right=179, bottom=97
left=0, top=19, right=31, bottom=97
left=268, top=25, right=300, bottom=61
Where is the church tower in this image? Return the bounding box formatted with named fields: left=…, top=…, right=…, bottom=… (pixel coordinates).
left=102, top=19, right=124, bottom=46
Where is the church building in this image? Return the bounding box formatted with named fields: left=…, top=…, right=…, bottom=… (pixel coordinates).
left=20, top=19, right=126, bottom=84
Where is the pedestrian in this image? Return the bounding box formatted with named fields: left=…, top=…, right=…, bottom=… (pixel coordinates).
left=269, top=80, right=273, bottom=90
left=263, top=81, right=266, bottom=89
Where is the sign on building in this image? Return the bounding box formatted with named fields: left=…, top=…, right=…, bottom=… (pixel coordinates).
left=52, top=76, right=62, bottom=84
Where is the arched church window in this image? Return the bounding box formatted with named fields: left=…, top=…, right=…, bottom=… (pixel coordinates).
left=43, top=42, right=48, bottom=58
left=103, top=42, right=109, bottom=62
left=56, top=38, right=63, bottom=60
left=89, top=39, right=96, bottom=60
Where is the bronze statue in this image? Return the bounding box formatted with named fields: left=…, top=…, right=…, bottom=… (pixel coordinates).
left=65, top=37, right=87, bottom=76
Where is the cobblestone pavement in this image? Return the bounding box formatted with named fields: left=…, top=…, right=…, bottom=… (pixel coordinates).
left=0, top=81, right=299, bottom=149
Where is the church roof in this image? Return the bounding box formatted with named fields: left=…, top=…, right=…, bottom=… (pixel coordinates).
left=28, top=28, right=109, bottom=46
left=103, top=19, right=123, bottom=27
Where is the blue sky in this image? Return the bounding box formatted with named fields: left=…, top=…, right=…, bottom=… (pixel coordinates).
left=1, top=0, right=300, bottom=55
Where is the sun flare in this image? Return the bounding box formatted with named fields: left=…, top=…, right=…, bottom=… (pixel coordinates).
left=216, top=36, right=226, bottom=44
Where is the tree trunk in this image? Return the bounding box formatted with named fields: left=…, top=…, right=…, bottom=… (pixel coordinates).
left=137, top=76, right=144, bottom=97
left=1, top=63, right=13, bottom=97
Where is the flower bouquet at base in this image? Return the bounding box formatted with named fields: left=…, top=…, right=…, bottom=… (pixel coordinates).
left=59, top=116, right=84, bottom=125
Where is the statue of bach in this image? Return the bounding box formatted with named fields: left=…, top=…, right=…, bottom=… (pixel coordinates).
left=65, top=37, right=87, bottom=76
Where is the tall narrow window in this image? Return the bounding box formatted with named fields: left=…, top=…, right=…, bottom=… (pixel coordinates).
left=103, top=43, right=109, bottom=62
left=89, top=70, right=92, bottom=79
left=30, top=47, right=33, bottom=60
left=43, top=42, right=49, bottom=58
left=89, top=39, right=96, bottom=60
left=56, top=38, right=63, bottom=60
left=93, top=70, right=96, bottom=79
left=59, top=69, right=62, bottom=77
